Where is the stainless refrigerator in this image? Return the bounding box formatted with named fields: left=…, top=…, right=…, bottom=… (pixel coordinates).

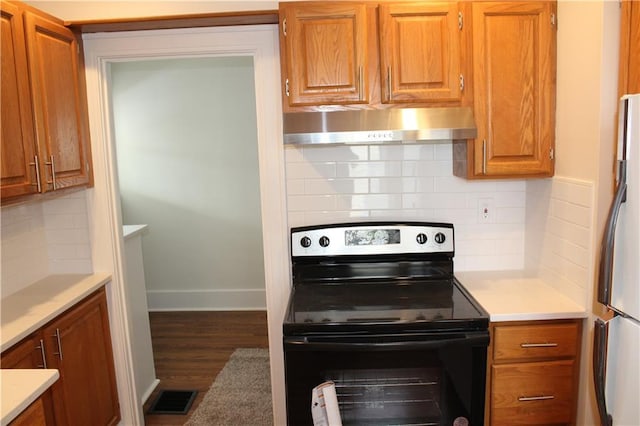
left=594, top=93, right=640, bottom=426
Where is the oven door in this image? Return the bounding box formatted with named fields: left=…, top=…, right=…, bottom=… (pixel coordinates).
left=283, top=331, right=489, bottom=426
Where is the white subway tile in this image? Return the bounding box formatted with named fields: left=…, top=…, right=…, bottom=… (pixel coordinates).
left=495, top=207, right=526, bottom=224
left=551, top=178, right=593, bottom=207
left=337, top=194, right=402, bottom=210
left=551, top=199, right=591, bottom=228
left=494, top=191, right=527, bottom=208
left=303, top=210, right=370, bottom=225
left=369, top=145, right=406, bottom=161
left=286, top=179, right=305, bottom=195
left=414, top=177, right=435, bottom=193
left=434, top=176, right=497, bottom=193
left=305, top=178, right=369, bottom=195
left=369, top=177, right=408, bottom=194
left=287, top=195, right=336, bottom=212
left=369, top=209, right=421, bottom=219
left=336, top=161, right=402, bottom=178
left=284, top=146, right=305, bottom=162
left=434, top=143, right=453, bottom=160
left=302, top=145, right=368, bottom=162
left=286, top=162, right=337, bottom=179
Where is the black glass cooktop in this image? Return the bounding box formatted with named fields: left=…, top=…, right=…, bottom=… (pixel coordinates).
left=283, top=278, right=488, bottom=335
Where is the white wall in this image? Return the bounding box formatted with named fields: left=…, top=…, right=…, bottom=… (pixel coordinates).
left=111, top=57, right=266, bottom=311
left=286, top=143, right=527, bottom=271
left=526, top=2, right=621, bottom=425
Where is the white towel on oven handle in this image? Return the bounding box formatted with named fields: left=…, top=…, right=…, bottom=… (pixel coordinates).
left=311, top=381, right=342, bottom=426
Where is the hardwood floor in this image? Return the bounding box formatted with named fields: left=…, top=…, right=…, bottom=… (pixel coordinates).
left=143, top=311, right=269, bottom=425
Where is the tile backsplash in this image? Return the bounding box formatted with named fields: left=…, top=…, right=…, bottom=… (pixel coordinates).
left=525, top=177, right=595, bottom=306
left=1, top=190, right=93, bottom=298
left=285, top=143, right=527, bottom=271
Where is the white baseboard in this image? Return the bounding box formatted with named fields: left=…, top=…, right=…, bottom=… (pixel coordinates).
left=141, top=379, right=160, bottom=405
left=146, top=288, right=267, bottom=311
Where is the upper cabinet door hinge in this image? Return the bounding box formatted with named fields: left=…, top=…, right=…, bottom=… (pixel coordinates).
left=285, top=78, right=290, bottom=97
left=550, top=148, right=555, bottom=160
left=282, top=18, right=287, bottom=36
left=551, top=13, right=557, bottom=28
left=459, top=74, right=465, bottom=92
left=458, top=12, right=463, bottom=30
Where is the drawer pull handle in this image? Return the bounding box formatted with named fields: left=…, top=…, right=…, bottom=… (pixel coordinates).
left=520, top=342, right=558, bottom=348
left=518, top=395, right=555, bottom=402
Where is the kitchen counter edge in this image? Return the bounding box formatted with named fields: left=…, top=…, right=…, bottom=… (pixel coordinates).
left=0, top=369, right=59, bottom=426
left=0, top=273, right=112, bottom=352
left=456, top=270, right=588, bottom=322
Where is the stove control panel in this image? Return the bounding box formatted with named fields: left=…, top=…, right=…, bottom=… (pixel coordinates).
left=291, top=222, right=454, bottom=257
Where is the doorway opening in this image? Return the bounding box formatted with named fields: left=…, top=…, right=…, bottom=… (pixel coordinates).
left=110, top=56, right=266, bottom=310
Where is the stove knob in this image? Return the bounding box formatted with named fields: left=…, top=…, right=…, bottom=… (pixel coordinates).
left=300, top=236, right=312, bottom=248
left=434, top=232, right=446, bottom=244
left=416, top=233, right=428, bottom=244
left=319, top=236, right=330, bottom=247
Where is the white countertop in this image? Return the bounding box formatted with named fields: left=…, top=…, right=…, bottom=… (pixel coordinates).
left=456, top=271, right=588, bottom=322
left=1, top=273, right=112, bottom=352
left=1, top=369, right=59, bottom=425
left=123, top=224, right=148, bottom=240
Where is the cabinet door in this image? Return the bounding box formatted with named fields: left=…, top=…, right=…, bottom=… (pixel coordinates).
left=471, top=1, right=556, bottom=177
left=1, top=333, right=44, bottom=369
left=379, top=2, right=462, bottom=103
left=43, top=288, right=120, bottom=426
left=281, top=2, right=368, bottom=106
left=1, top=2, right=39, bottom=200
left=23, top=11, right=91, bottom=191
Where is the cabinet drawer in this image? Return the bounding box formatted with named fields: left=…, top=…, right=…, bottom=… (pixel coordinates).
left=493, top=322, right=579, bottom=361
left=491, top=360, right=575, bottom=425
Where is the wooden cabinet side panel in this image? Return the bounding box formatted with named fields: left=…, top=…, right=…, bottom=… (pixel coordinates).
left=44, top=289, right=120, bottom=426
left=0, top=1, right=38, bottom=200
left=379, top=2, right=462, bottom=103
left=23, top=11, right=91, bottom=191
left=620, top=0, right=640, bottom=95
left=472, top=1, right=555, bottom=177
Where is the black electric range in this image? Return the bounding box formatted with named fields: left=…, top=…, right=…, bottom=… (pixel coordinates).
left=282, top=222, right=490, bottom=426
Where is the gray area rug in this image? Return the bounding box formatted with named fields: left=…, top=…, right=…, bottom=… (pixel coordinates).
left=185, top=348, right=273, bottom=426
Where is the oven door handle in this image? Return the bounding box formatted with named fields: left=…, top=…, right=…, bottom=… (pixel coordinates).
left=284, top=333, right=489, bottom=351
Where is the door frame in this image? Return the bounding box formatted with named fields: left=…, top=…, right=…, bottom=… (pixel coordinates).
left=82, top=25, right=289, bottom=425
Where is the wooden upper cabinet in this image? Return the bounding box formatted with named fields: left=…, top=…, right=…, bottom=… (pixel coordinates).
left=24, top=10, right=92, bottom=191
left=280, top=2, right=368, bottom=106
left=379, top=2, right=463, bottom=103
left=1, top=1, right=39, bottom=199
left=468, top=1, right=556, bottom=178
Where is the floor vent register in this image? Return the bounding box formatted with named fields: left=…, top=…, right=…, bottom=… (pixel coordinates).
left=147, top=390, right=198, bottom=414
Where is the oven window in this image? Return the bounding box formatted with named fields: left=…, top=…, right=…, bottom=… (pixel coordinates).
left=284, top=341, right=487, bottom=426
left=327, top=367, right=443, bottom=424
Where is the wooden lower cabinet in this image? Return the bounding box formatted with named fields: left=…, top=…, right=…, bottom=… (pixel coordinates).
left=9, top=392, right=55, bottom=426
left=0, top=287, right=120, bottom=426
left=486, top=319, right=582, bottom=426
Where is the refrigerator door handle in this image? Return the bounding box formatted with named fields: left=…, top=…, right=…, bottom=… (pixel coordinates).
left=597, top=160, right=627, bottom=306
left=593, top=318, right=613, bottom=426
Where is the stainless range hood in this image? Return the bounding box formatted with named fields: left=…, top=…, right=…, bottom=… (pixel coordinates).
left=283, top=107, right=477, bottom=145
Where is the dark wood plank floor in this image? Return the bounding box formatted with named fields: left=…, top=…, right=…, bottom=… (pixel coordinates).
left=143, top=311, right=269, bottom=425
